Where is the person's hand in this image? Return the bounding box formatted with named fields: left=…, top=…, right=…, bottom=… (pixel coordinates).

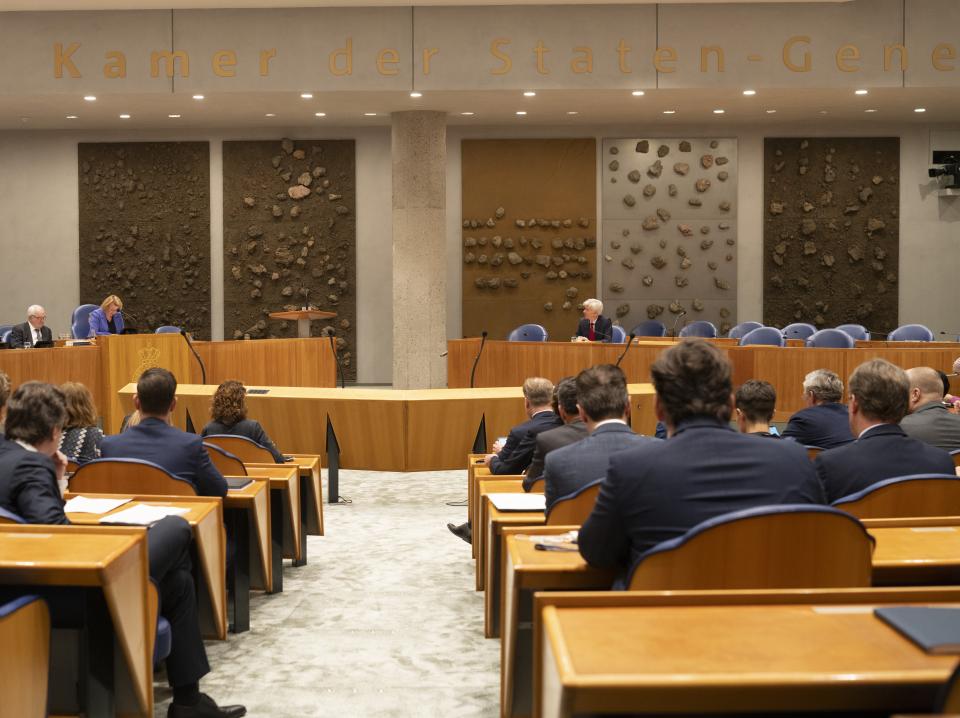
left=953, top=356, right=960, bottom=374
left=572, top=336, right=589, bottom=343
left=482, top=453, right=497, bottom=466
left=52, top=450, right=69, bottom=494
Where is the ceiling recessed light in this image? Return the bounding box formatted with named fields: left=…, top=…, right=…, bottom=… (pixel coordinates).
left=364, top=112, right=377, bottom=116
left=168, top=114, right=181, bottom=118
left=83, top=95, right=96, bottom=102
left=713, top=109, right=725, bottom=114
left=119, top=114, right=131, bottom=119
left=315, top=112, right=326, bottom=117
left=460, top=111, right=475, bottom=116
left=265, top=113, right=276, bottom=117
left=567, top=111, right=579, bottom=115
left=855, top=89, right=869, bottom=95
left=192, top=94, right=204, bottom=100
left=765, top=109, right=777, bottom=114
left=516, top=111, right=527, bottom=116
left=300, top=92, right=313, bottom=99
left=409, top=91, right=422, bottom=98
left=742, top=89, right=756, bottom=96
left=523, top=91, right=536, bottom=97
left=631, top=90, right=645, bottom=97
left=915, top=107, right=927, bottom=113
left=865, top=108, right=878, bottom=113
left=66, top=115, right=78, bottom=119
left=663, top=109, right=676, bottom=115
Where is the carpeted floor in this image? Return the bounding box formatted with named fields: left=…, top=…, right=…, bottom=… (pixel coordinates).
left=157, top=469, right=497, bottom=717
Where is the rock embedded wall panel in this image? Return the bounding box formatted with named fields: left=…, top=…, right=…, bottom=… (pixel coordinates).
left=763, top=137, right=899, bottom=331
left=222, top=139, right=356, bottom=380
left=601, top=138, right=738, bottom=336
left=78, top=142, right=211, bottom=338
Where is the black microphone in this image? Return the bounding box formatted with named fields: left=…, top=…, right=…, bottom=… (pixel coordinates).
left=862, top=327, right=891, bottom=340
left=939, top=331, right=960, bottom=338
left=671, top=310, right=688, bottom=338
left=615, top=333, right=637, bottom=368
left=120, top=308, right=141, bottom=334
left=328, top=329, right=345, bottom=389
left=469, top=331, right=488, bottom=389
left=179, top=330, right=206, bottom=384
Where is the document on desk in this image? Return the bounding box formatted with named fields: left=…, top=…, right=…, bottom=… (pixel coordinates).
left=64, top=496, right=133, bottom=514
left=488, top=493, right=546, bottom=512
left=100, top=504, right=190, bottom=526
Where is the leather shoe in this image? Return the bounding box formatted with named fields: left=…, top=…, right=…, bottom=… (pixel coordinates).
left=447, top=521, right=472, bottom=544
left=168, top=693, right=247, bottom=718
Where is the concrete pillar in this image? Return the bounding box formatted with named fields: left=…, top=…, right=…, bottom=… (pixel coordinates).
left=391, top=111, right=447, bottom=389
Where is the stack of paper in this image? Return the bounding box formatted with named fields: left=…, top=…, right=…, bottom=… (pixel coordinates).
left=488, top=493, right=546, bottom=512
left=64, top=496, right=132, bottom=514
left=100, top=504, right=190, bottom=526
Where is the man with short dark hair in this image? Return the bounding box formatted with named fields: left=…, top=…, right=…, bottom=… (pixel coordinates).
left=0, top=382, right=245, bottom=718
left=781, top=369, right=854, bottom=448
left=579, top=339, right=824, bottom=579
left=815, top=359, right=955, bottom=503
left=735, top=379, right=779, bottom=438
left=541, top=365, right=656, bottom=511
left=101, top=368, right=227, bottom=498
left=900, top=366, right=960, bottom=452
left=523, top=377, right=588, bottom=490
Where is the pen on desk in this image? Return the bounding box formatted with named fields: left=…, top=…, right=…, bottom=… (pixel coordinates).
left=534, top=544, right=579, bottom=552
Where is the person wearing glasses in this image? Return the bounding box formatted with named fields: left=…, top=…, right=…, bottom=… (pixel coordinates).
left=8, top=305, right=52, bottom=347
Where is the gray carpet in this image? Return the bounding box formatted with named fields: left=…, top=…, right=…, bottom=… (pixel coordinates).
left=158, top=469, right=498, bottom=717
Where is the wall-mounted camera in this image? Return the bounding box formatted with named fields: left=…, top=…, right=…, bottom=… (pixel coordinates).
left=929, top=150, right=960, bottom=189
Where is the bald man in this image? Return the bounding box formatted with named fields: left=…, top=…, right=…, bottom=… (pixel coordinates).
left=8, top=305, right=52, bottom=347
left=901, top=367, right=960, bottom=452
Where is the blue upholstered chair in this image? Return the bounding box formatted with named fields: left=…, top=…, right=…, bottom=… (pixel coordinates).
left=630, top=320, right=667, bottom=337
left=70, top=304, right=98, bottom=339
left=69, top=457, right=198, bottom=496
left=0, top=329, right=11, bottom=346
left=0, top=324, right=12, bottom=340
left=155, top=325, right=181, bottom=334
left=678, top=320, right=718, bottom=339
left=0, top=506, right=26, bottom=524
left=507, top=323, right=548, bottom=342
left=610, top=325, right=627, bottom=343
left=150, top=579, right=173, bottom=668
left=739, top=327, right=786, bottom=347
left=834, top=324, right=870, bottom=341
left=627, top=504, right=875, bottom=590
left=727, top=321, right=763, bottom=340
left=546, top=478, right=602, bottom=526
left=888, top=323, right=935, bottom=342
left=831, top=474, right=960, bottom=519
left=781, top=322, right=817, bottom=341
left=805, top=329, right=855, bottom=348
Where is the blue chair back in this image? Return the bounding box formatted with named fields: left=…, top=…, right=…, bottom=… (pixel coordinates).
left=627, top=504, right=875, bottom=590
left=507, top=323, right=548, bottom=342
left=630, top=320, right=666, bottom=338
left=155, top=325, right=181, bottom=334
left=835, top=324, right=870, bottom=341
left=610, top=325, right=627, bottom=343
left=0, top=506, right=26, bottom=524
left=831, top=473, right=960, bottom=518
left=728, top=321, right=762, bottom=340
left=0, top=330, right=11, bottom=346
left=0, top=324, right=12, bottom=338
left=888, top=323, right=934, bottom=342
left=739, top=327, right=785, bottom=347
left=805, top=329, right=855, bottom=348
left=678, top=320, right=717, bottom=339
left=782, top=322, right=817, bottom=340
left=70, top=304, right=98, bottom=339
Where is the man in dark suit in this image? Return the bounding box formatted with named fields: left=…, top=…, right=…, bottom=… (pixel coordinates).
left=816, top=359, right=956, bottom=503
left=542, top=364, right=657, bottom=511
left=523, top=377, right=587, bottom=490
left=901, top=366, right=960, bottom=452
left=0, top=381, right=245, bottom=718
left=8, top=305, right=53, bottom=347
left=734, top=379, right=779, bottom=438
left=781, top=369, right=854, bottom=449
left=578, top=339, right=824, bottom=582
left=100, top=368, right=227, bottom=498
left=574, top=298, right=614, bottom=343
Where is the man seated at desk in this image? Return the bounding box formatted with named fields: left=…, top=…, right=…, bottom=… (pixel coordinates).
left=781, top=369, right=853, bottom=449
left=573, top=298, right=613, bottom=343
left=734, top=380, right=780, bottom=438
left=578, top=339, right=824, bottom=583
left=523, top=377, right=586, bottom=489
left=900, top=366, right=960, bottom=452
left=0, top=377, right=245, bottom=718
left=8, top=305, right=52, bottom=347
left=101, top=368, right=227, bottom=498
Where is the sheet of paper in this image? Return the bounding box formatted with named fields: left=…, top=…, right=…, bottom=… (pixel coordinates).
left=64, top=496, right=132, bottom=515
left=99, top=504, right=189, bottom=526
left=488, top=493, right=546, bottom=512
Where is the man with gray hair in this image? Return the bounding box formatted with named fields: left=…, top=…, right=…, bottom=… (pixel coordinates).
left=901, top=366, right=960, bottom=452
left=574, top=299, right=613, bottom=343
left=8, top=305, right=52, bottom=347
left=781, top=368, right=853, bottom=449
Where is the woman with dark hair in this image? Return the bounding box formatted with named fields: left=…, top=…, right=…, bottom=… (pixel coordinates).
left=201, top=380, right=286, bottom=463
left=58, top=382, right=103, bottom=463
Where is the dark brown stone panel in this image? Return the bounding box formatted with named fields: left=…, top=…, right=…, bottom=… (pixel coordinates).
left=78, top=142, right=212, bottom=338
left=222, top=139, right=356, bottom=380
left=763, top=137, right=900, bottom=331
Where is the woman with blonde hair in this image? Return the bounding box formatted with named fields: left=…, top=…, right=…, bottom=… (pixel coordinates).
left=58, top=381, right=103, bottom=463
left=201, top=380, right=287, bottom=463
left=88, top=294, right=126, bottom=336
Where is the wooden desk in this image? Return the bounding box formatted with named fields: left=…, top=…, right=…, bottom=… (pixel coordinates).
left=0, top=525, right=153, bottom=717
left=224, top=478, right=272, bottom=596
left=476, top=478, right=532, bottom=592
left=267, top=309, right=337, bottom=339
left=251, top=454, right=323, bottom=537
left=0, top=343, right=102, bottom=414
left=871, top=525, right=960, bottom=585
left=246, top=465, right=304, bottom=573
left=538, top=600, right=959, bottom=717
left=0, top=594, right=49, bottom=718
left=192, top=337, right=336, bottom=388
left=66, top=495, right=227, bottom=640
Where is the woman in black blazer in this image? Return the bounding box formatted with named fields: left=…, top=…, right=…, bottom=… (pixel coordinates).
left=201, top=380, right=287, bottom=463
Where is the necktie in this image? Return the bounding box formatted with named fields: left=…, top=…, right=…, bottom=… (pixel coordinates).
left=588, top=321, right=596, bottom=341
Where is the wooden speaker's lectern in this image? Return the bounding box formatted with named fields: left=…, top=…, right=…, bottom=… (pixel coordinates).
left=268, top=310, right=337, bottom=338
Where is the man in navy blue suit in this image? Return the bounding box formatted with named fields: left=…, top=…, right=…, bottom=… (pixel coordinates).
left=781, top=369, right=854, bottom=449
left=101, top=368, right=227, bottom=498
left=815, top=359, right=955, bottom=503
left=578, top=339, right=824, bottom=581
left=574, top=298, right=614, bottom=343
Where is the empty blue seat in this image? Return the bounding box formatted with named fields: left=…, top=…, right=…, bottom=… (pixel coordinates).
left=630, top=320, right=666, bottom=337
left=834, top=324, right=870, bottom=341
left=782, top=322, right=817, bottom=341
left=888, top=323, right=934, bottom=342
left=678, top=321, right=717, bottom=339
left=70, top=304, right=98, bottom=339
left=0, top=329, right=11, bottom=346
left=739, top=327, right=786, bottom=347
left=610, top=325, right=627, bottom=343
left=507, top=324, right=548, bottom=342
left=155, top=325, right=181, bottom=334
left=806, top=329, right=855, bottom=348
left=0, top=506, right=26, bottom=524
left=728, top=321, right=763, bottom=340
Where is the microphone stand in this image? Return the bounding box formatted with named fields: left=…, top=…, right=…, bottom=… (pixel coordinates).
left=469, top=331, right=488, bottom=389
left=615, top=333, right=637, bottom=368
left=179, top=330, right=206, bottom=384
left=671, top=311, right=688, bottom=338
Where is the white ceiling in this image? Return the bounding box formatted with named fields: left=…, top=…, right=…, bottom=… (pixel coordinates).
left=0, top=0, right=851, bottom=9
